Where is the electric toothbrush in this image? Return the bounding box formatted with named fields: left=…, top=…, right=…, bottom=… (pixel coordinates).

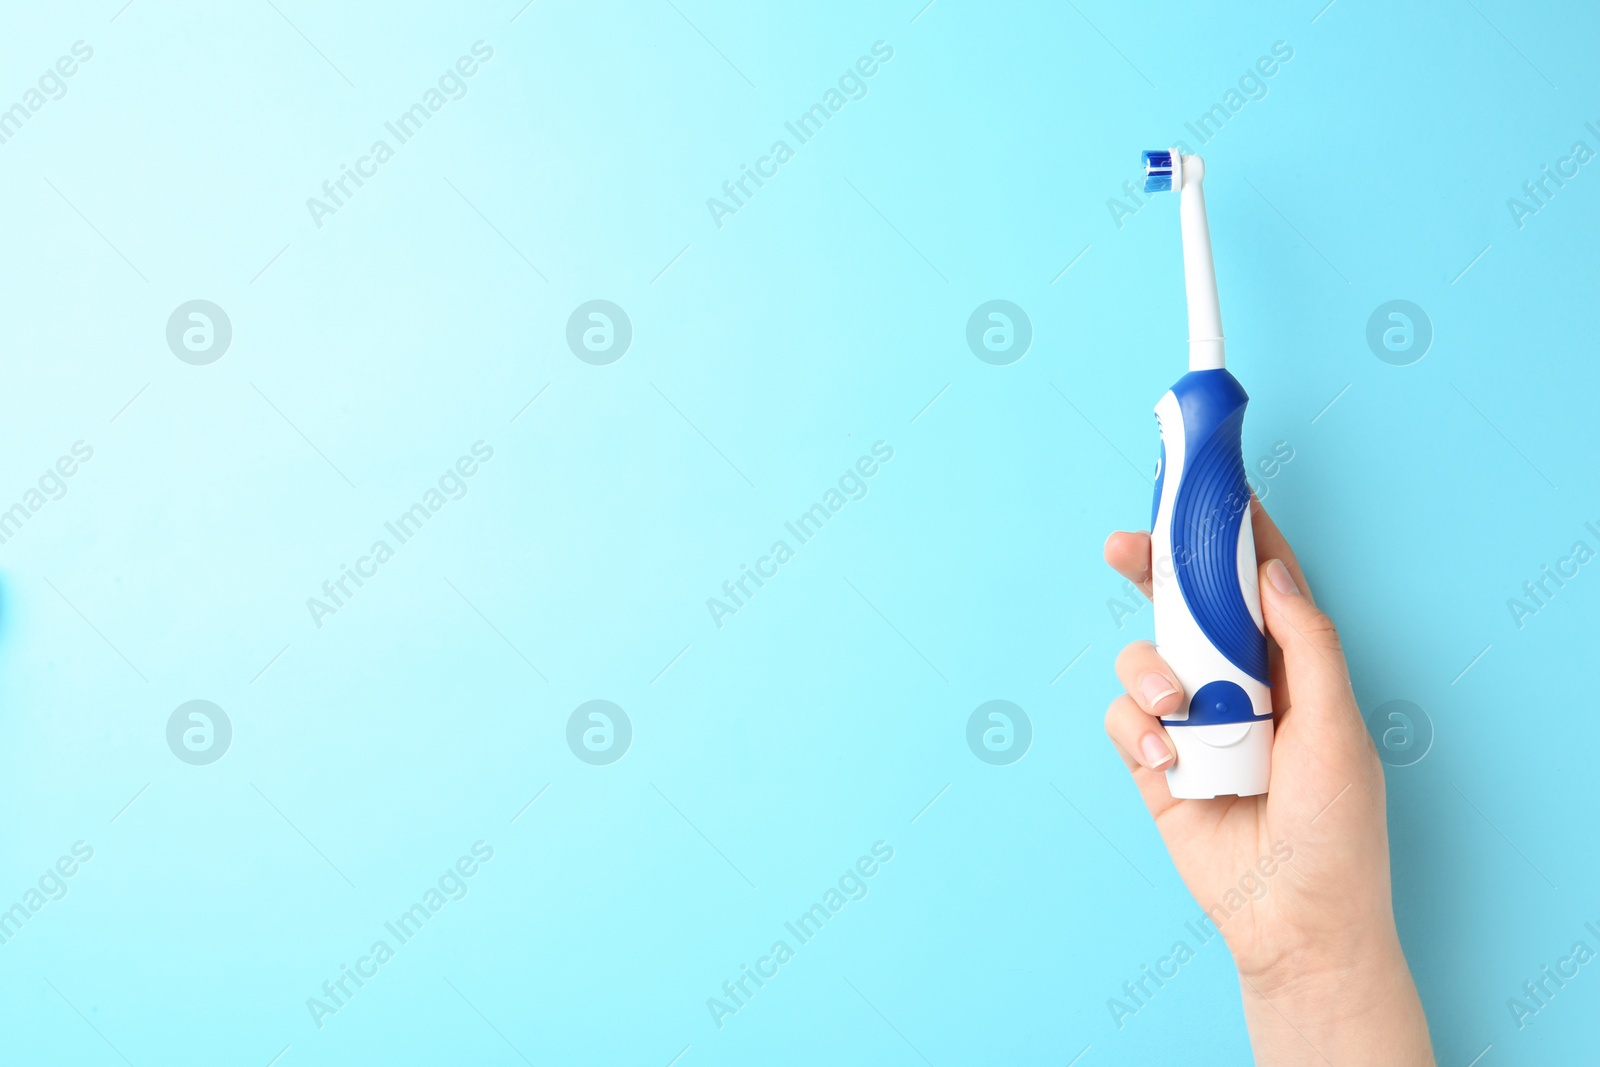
left=1142, top=149, right=1273, bottom=799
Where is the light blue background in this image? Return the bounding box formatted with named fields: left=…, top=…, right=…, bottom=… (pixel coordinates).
left=0, top=1, right=1595, bottom=1063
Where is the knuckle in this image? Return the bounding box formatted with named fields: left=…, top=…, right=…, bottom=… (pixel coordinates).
left=1114, top=640, right=1154, bottom=673
left=1300, top=609, right=1344, bottom=653
left=1103, top=694, right=1135, bottom=734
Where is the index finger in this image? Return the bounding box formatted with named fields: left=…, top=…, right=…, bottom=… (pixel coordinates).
left=1102, top=530, right=1153, bottom=599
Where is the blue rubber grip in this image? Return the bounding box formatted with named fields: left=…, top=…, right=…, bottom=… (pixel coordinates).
left=1159, top=369, right=1270, bottom=685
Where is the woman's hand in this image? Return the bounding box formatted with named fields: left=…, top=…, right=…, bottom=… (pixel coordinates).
left=1103, top=499, right=1434, bottom=1065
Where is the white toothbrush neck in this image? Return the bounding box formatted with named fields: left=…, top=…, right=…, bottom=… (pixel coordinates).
left=1179, top=156, right=1225, bottom=371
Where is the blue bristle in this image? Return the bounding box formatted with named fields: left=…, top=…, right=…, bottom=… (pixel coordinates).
left=1141, top=149, right=1173, bottom=194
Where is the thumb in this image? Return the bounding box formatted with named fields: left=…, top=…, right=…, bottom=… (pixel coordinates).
left=1258, top=557, right=1351, bottom=699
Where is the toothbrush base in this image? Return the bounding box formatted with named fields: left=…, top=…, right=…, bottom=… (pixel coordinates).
left=1163, top=718, right=1273, bottom=799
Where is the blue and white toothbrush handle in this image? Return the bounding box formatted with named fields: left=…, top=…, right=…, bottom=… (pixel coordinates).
left=1150, top=369, right=1273, bottom=799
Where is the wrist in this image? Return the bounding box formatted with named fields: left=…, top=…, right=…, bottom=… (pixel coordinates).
left=1238, top=920, right=1404, bottom=1001
left=1240, top=928, right=1403, bottom=1009
left=1236, top=931, right=1434, bottom=1066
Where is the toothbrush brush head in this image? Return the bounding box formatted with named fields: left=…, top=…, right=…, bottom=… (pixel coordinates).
left=1141, top=149, right=1178, bottom=194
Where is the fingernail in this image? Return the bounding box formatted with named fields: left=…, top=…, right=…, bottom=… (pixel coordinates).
left=1139, top=672, right=1180, bottom=712
left=1267, top=558, right=1299, bottom=596
left=1139, top=732, right=1174, bottom=769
